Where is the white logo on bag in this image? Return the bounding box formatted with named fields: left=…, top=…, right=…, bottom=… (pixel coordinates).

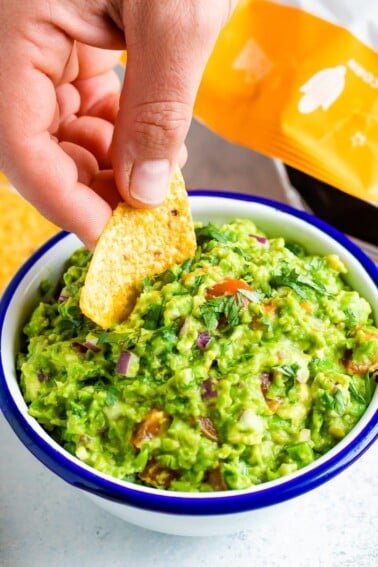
left=347, top=59, right=378, bottom=89
left=232, top=39, right=273, bottom=83
left=298, top=65, right=346, bottom=114
left=351, top=131, right=367, bottom=147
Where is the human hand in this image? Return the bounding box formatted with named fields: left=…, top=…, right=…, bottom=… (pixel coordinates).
left=0, top=1, right=236, bottom=249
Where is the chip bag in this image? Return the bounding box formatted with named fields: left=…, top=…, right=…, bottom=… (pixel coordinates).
left=195, top=0, right=378, bottom=204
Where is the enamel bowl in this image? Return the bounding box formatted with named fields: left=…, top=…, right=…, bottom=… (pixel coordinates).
left=0, top=192, right=377, bottom=536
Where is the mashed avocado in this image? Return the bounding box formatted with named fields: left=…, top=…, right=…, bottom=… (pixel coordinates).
left=17, top=219, right=377, bottom=491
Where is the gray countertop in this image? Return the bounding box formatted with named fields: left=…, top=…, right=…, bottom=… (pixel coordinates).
left=1, top=410, right=377, bottom=567
left=1, top=120, right=377, bottom=566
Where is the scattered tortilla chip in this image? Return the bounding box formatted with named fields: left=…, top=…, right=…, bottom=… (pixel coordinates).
left=0, top=182, right=58, bottom=295
left=80, top=167, right=196, bottom=328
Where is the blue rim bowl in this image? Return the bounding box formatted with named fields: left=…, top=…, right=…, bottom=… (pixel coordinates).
left=0, top=191, right=377, bottom=518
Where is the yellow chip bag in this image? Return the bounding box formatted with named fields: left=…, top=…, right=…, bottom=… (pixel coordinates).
left=195, top=0, right=378, bottom=204
left=80, top=167, right=196, bottom=329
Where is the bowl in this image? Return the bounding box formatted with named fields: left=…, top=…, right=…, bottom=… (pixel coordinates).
left=1, top=191, right=377, bottom=537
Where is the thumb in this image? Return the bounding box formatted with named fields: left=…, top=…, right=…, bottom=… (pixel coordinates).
left=111, top=1, right=230, bottom=207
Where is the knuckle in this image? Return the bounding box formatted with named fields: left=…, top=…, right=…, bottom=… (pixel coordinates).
left=169, top=2, right=228, bottom=39
left=132, top=101, right=190, bottom=152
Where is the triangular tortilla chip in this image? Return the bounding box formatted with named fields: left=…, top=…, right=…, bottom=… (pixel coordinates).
left=80, top=167, right=196, bottom=328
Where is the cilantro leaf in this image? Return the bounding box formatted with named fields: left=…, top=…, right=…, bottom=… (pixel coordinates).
left=97, top=331, right=133, bottom=347
left=181, top=258, right=194, bottom=274
left=275, top=363, right=300, bottom=378
left=200, top=302, right=218, bottom=330
left=105, top=385, right=119, bottom=406
left=143, top=303, right=163, bottom=330
left=285, top=242, right=305, bottom=257
left=334, top=390, right=346, bottom=414
left=322, top=391, right=335, bottom=410
left=142, top=275, right=153, bottom=290
left=343, top=307, right=359, bottom=329
left=237, top=288, right=261, bottom=304
left=191, top=275, right=205, bottom=295
left=200, top=296, right=240, bottom=330
left=195, top=224, right=229, bottom=245
left=270, top=266, right=329, bottom=299
left=223, top=295, right=240, bottom=327
left=349, top=380, right=367, bottom=405
left=233, top=246, right=250, bottom=260
left=272, top=363, right=300, bottom=390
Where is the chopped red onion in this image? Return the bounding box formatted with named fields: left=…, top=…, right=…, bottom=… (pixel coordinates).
left=83, top=340, right=101, bottom=353
left=249, top=234, right=268, bottom=246
left=201, top=378, right=217, bottom=399
left=71, top=341, right=88, bottom=354
left=58, top=287, right=69, bottom=303
left=116, top=351, right=131, bottom=375
left=71, top=339, right=101, bottom=354
left=260, top=371, right=273, bottom=398
left=37, top=370, right=48, bottom=383
left=197, top=331, right=211, bottom=349
left=116, top=350, right=139, bottom=376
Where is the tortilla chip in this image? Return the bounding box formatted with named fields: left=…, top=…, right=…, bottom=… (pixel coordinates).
left=0, top=183, right=58, bottom=295
left=80, top=167, right=196, bottom=328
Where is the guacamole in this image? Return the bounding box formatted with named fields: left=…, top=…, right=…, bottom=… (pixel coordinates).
left=18, top=219, right=378, bottom=491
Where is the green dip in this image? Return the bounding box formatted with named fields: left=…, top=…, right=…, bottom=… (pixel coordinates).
left=18, top=219, right=378, bottom=491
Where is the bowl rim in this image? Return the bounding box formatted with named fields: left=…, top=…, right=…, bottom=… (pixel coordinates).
left=0, top=190, right=377, bottom=516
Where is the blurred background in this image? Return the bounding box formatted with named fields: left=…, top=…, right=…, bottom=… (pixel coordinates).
left=184, top=119, right=378, bottom=260
left=184, top=119, right=284, bottom=199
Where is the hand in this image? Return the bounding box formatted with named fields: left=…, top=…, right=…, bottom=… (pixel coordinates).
left=0, top=1, right=235, bottom=249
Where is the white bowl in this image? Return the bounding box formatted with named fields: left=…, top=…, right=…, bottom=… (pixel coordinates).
left=0, top=191, right=377, bottom=536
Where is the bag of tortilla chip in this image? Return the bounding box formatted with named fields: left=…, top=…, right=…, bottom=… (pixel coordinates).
left=194, top=0, right=378, bottom=204
left=0, top=176, right=58, bottom=294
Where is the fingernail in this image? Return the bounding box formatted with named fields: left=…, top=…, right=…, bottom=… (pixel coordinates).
left=129, top=159, right=170, bottom=206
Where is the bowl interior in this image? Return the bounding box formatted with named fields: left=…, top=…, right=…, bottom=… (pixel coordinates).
left=1, top=193, right=377, bottom=510
left=191, top=195, right=378, bottom=317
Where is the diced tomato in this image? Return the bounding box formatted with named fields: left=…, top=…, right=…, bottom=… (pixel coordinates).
left=138, top=460, right=177, bottom=488
left=206, top=466, right=227, bottom=491
left=131, top=408, right=170, bottom=449
left=345, top=359, right=378, bottom=375
left=207, top=279, right=254, bottom=306
left=260, top=372, right=282, bottom=413
left=300, top=301, right=313, bottom=314
left=198, top=416, right=218, bottom=441
left=342, top=329, right=378, bottom=375
left=267, top=398, right=283, bottom=412
left=263, top=300, right=278, bottom=314
left=250, top=316, right=262, bottom=330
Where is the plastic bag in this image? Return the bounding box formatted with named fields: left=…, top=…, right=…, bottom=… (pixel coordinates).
left=194, top=0, right=378, bottom=204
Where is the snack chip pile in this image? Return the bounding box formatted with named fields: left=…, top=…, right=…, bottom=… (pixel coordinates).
left=0, top=177, right=58, bottom=295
